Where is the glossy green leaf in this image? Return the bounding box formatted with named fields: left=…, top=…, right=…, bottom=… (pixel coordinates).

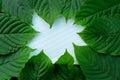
left=74, top=45, right=120, bottom=80
left=2, top=0, right=33, bottom=24
left=79, top=16, right=120, bottom=55
left=0, top=13, right=37, bottom=55
left=0, top=47, right=33, bottom=80
left=75, top=0, right=120, bottom=25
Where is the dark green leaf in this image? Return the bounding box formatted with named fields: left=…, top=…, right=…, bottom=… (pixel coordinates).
left=19, top=51, right=85, bottom=80
left=53, top=52, right=85, bottom=80
left=0, top=0, right=2, bottom=11
left=52, top=64, right=84, bottom=80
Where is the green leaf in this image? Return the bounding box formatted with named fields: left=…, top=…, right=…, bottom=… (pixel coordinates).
left=74, top=45, right=120, bottom=80
left=19, top=51, right=85, bottom=80
left=55, top=50, right=74, bottom=65
left=19, top=51, right=54, bottom=80
left=0, top=0, right=1, bottom=11
left=30, top=0, right=62, bottom=26
left=53, top=52, right=85, bottom=80
left=79, top=16, right=120, bottom=55
left=2, top=0, right=33, bottom=24
left=75, top=0, right=120, bottom=25
left=0, top=46, right=33, bottom=79
left=52, top=64, right=85, bottom=80
left=61, top=0, right=82, bottom=20
left=0, top=13, right=37, bottom=55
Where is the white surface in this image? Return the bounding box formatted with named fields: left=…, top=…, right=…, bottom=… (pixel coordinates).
left=27, top=13, right=86, bottom=63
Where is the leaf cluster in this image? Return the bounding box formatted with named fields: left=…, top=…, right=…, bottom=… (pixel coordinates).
left=0, top=0, right=120, bottom=80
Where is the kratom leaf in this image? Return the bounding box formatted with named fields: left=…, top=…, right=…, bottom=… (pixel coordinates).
left=19, top=51, right=85, bottom=80
left=19, top=51, right=54, bottom=80
left=61, top=0, right=82, bottom=20
left=52, top=65, right=84, bottom=80
left=53, top=52, right=85, bottom=80
left=75, top=0, right=120, bottom=25
left=0, top=13, right=37, bottom=55
left=74, top=45, right=120, bottom=80
left=0, top=46, right=33, bottom=80
left=55, top=50, right=74, bottom=65
left=29, top=0, right=62, bottom=26
left=79, top=16, right=120, bottom=55
left=2, top=0, right=33, bottom=24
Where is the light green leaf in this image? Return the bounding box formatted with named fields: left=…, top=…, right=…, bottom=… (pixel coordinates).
left=79, top=16, right=120, bottom=55
left=61, top=0, right=82, bottom=20
left=0, top=13, right=37, bottom=55
left=74, top=45, right=120, bottom=80
left=0, top=46, right=33, bottom=79
left=2, top=0, right=33, bottom=24
left=75, top=0, right=120, bottom=25
left=30, top=0, right=62, bottom=26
